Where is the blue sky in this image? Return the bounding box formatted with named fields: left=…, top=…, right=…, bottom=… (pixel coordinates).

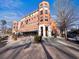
left=0, top=0, right=79, bottom=28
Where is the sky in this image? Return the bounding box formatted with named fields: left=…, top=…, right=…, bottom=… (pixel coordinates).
left=0, top=0, right=79, bottom=28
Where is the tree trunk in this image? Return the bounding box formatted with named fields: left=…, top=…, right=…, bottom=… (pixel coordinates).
left=64, top=28, right=67, bottom=40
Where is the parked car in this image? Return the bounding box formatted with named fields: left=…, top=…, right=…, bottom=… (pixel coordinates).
left=67, top=30, right=79, bottom=41
left=67, top=32, right=76, bottom=38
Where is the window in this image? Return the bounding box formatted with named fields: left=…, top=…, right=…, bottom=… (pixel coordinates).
left=25, top=20, right=28, bottom=24
left=34, top=16, right=36, bottom=18
left=45, top=3, right=47, bottom=5
left=29, top=19, right=30, bottom=21
left=46, top=26, right=48, bottom=36
left=45, top=16, right=48, bottom=21
left=40, top=19, right=43, bottom=22
left=40, top=10, right=43, bottom=15
left=21, top=22, right=24, bottom=27
left=40, top=4, right=43, bottom=8
left=40, top=16, right=43, bottom=22
left=37, top=15, right=38, bottom=17
left=32, top=18, right=33, bottom=20
left=14, top=23, right=16, bottom=25
left=40, top=4, right=43, bottom=6
left=45, top=19, right=48, bottom=21
left=41, top=27, right=43, bottom=36
left=21, top=22, right=23, bottom=25
left=46, top=27, right=48, bottom=31
left=17, top=23, right=18, bottom=25
left=45, top=10, right=48, bottom=14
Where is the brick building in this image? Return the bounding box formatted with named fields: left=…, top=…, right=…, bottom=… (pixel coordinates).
left=12, top=1, right=60, bottom=37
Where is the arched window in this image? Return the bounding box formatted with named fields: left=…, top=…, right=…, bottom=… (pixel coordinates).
left=21, top=22, right=23, bottom=25
left=45, top=3, right=47, bottom=5
left=40, top=10, right=43, bottom=15
left=25, top=20, right=28, bottom=24
left=45, top=10, right=48, bottom=14
left=45, top=16, right=48, bottom=21
left=40, top=16, right=43, bottom=22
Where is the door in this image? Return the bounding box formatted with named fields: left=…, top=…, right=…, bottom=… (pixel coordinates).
left=46, top=26, right=48, bottom=36
left=41, top=27, right=43, bottom=36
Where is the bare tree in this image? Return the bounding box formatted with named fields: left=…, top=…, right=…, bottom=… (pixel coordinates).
left=0, top=20, right=7, bottom=34
left=53, top=0, right=77, bottom=40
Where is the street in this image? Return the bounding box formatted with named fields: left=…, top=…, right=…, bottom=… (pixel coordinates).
left=0, top=37, right=79, bottom=59
left=42, top=37, right=79, bottom=59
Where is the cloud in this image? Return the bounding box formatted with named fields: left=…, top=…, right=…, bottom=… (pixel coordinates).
left=0, top=10, right=24, bottom=28
left=0, top=0, right=23, bottom=9
left=0, top=0, right=27, bottom=28
left=0, top=11, right=22, bottom=20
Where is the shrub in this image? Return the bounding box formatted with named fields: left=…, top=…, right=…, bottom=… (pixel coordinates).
left=12, top=34, right=17, bottom=40
left=34, top=35, right=42, bottom=43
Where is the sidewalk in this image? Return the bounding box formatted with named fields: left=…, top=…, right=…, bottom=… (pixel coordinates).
left=56, top=38, right=79, bottom=50
left=0, top=36, right=31, bottom=54
left=7, top=36, right=31, bottom=46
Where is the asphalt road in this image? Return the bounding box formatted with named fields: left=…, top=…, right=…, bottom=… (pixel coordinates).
left=0, top=37, right=79, bottom=59
left=43, top=38, right=79, bottom=59
left=0, top=43, right=47, bottom=59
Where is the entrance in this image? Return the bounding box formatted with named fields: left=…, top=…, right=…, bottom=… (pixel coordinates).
left=41, top=27, right=43, bottom=36
left=46, top=26, right=48, bottom=36
left=39, top=25, right=51, bottom=37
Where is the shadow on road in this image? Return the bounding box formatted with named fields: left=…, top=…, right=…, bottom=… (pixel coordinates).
left=0, top=42, right=31, bottom=54
left=43, top=40, right=77, bottom=59
left=0, top=41, right=7, bottom=48
left=67, top=46, right=79, bottom=52
left=0, top=36, right=8, bottom=48
left=68, top=40, right=79, bottom=44
left=6, top=47, right=23, bottom=59
left=54, top=46, right=77, bottom=59
left=41, top=42, right=53, bottom=59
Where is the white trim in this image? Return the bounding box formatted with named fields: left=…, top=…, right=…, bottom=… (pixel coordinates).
left=43, top=25, right=46, bottom=37
left=48, top=26, right=52, bottom=37
left=39, top=8, right=43, bottom=11
left=18, top=22, right=21, bottom=30
left=38, top=24, right=52, bottom=37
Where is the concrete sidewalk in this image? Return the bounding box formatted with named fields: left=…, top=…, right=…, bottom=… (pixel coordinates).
left=0, top=36, right=31, bottom=54
left=55, top=38, right=79, bottom=51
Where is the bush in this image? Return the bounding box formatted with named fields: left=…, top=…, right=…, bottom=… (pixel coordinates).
left=12, top=34, right=17, bottom=40
left=34, top=35, right=42, bottom=43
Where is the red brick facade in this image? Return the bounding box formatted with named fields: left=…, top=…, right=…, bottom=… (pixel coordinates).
left=12, top=1, right=59, bottom=37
